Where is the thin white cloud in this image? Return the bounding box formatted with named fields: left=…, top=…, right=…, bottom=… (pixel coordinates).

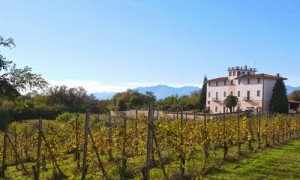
left=47, top=79, right=201, bottom=93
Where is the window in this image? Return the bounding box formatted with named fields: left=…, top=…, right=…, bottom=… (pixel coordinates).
left=247, top=72, right=250, bottom=75
left=229, top=71, right=232, bottom=76
left=216, top=81, right=218, bottom=86
left=248, top=79, right=250, bottom=84
left=224, top=91, right=226, bottom=97
left=247, top=91, right=250, bottom=100
left=208, top=82, right=211, bottom=86
left=216, top=92, right=218, bottom=99
left=208, top=101, right=210, bottom=105
left=238, top=79, right=241, bottom=85
left=231, top=91, right=233, bottom=95
left=208, top=92, right=211, bottom=98
left=215, top=106, right=218, bottom=113
left=237, top=71, right=241, bottom=76
left=224, top=81, right=227, bottom=86
left=242, top=71, right=245, bottom=75
left=231, top=80, right=234, bottom=85
left=238, top=91, right=240, bottom=97
left=258, top=78, right=261, bottom=84
left=233, top=71, right=236, bottom=76
left=257, top=90, right=260, bottom=97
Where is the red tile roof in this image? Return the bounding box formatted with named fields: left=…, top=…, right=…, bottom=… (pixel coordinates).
left=207, top=73, right=287, bottom=82
left=288, top=100, right=300, bottom=104
left=236, top=73, right=287, bottom=80
left=206, top=76, right=228, bottom=82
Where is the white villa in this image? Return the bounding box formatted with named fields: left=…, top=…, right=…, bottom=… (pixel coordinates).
left=206, top=65, right=287, bottom=114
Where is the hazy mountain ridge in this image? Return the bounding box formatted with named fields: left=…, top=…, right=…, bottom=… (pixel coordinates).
left=286, top=85, right=300, bottom=95
left=135, top=85, right=200, bottom=100
left=93, top=85, right=200, bottom=100
left=93, top=85, right=299, bottom=100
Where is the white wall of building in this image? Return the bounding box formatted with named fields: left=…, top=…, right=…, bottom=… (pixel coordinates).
left=206, top=67, right=281, bottom=114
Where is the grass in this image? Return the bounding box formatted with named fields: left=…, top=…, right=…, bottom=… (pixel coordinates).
left=204, top=140, right=300, bottom=179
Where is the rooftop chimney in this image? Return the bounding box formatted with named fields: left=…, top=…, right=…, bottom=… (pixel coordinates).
left=276, top=73, right=280, bottom=77
left=244, top=65, right=247, bottom=70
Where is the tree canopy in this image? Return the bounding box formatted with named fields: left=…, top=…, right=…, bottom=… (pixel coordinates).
left=111, top=89, right=157, bottom=111
left=199, top=75, right=207, bottom=112
left=224, top=94, right=238, bottom=113
left=0, top=36, right=48, bottom=100
left=270, top=78, right=289, bottom=114
left=289, top=90, right=300, bottom=101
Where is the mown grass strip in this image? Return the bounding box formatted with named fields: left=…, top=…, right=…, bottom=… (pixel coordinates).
left=205, top=139, right=300, bottom=179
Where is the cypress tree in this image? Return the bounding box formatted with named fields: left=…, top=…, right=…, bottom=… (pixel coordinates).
left=270, top=78, right=289, bottom=113
left=199, top=75, right=207, bottom=112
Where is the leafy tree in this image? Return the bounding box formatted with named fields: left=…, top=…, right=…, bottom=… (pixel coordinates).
left=156, top=95, right=179, bottom=111
left=0, top=36, right=48, bottom=100
left=111, top=89, right=157, bottom=110
left=46, top=85, right=98, bottom=113
left=224, top=94, right=238, bottom=113
left=199, top=75, right=207, bottom=112
left=144, top=91, right=156, bottom=103
left=289, top=90, right=300, bottom=101
left=270, top=78, right=289, bottom=114
left=117, top=99, right=127, bottom=111
left=129, top=95, right=144, bottom=109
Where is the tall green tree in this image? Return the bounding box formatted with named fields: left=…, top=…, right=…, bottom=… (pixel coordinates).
left=270, top=78, right=289, bottom=113
left=289, top=90, right=300, bottom=101
left=224, top=94, right=238, bottom=113
left=199, top=75, right=207, bottom=111
left=0, top=36, right=48, bottom=100
left=0, top=35, right=48, bottom=130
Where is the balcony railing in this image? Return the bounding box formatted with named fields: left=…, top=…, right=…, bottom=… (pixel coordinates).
left=243, top=97, right=252, bottom=101
left=212, top=98, right=220, bottom=101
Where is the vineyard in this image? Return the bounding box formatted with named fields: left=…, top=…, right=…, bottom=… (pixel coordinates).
left=0, top=105, right=300, bottom=179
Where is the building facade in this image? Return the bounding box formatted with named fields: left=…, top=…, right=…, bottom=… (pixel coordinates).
left=206, top=66, right=287, bottom=114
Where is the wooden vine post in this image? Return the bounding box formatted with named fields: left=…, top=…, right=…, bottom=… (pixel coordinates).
left=151, top=124, right=168, bottom=179
left=121, top=113, right=127, bottom=177
left=223, top=107, right=228, bottom=161
left=1, top=130, right=8, bottom=177
left=6, top=134, right=28, bottom=175
left=36, top=118, right=42, bottom=180
left=193, top=109, right=196, bottom=124
left=82, top=111, right=89, bottom=180
left=88, top=129, right=107, bottom=179
left=272, top=114, right=275, bottom=145
left=248, top=111, right=253, bottom=151
left=257, top=109, right=261, bottom=149
left=13, top=126, right=19, bottom=169
left=75, top=115, right=80, bottom=169
left=237, top=107, right=241, bottom=154
left=203, top=106, right=209, bottom=162
left=180, top=104, right=185, bottom=179
left=25, top=126, right=29, bottom=160
left=135, top=109, right=139, bottom=154
left=108, top=111, right=113, bottom=160
left=144, top=102, right=153, bottom=180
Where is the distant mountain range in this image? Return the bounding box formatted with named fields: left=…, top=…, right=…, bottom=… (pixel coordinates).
left=135, top=85, right=200, bottom=99
left=93, top=85, right=300, bottom=100
left=286, top=85, right=300, bottom=95
left=93, top=85, right=200, bottom=100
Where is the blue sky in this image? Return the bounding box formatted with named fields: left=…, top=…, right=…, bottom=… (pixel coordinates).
left=1, top=0, right=300, bottom=93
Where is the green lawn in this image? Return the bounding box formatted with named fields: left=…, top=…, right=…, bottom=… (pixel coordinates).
left=205, top=140, right=300, bottom=179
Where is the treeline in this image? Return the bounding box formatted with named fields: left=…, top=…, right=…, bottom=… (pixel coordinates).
left=0, top=85, right=201, bottom=121
left=289, top=90, right=300, bottom=101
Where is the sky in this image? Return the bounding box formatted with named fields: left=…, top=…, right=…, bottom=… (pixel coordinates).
left=1, top=0, right=300, bottom=93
